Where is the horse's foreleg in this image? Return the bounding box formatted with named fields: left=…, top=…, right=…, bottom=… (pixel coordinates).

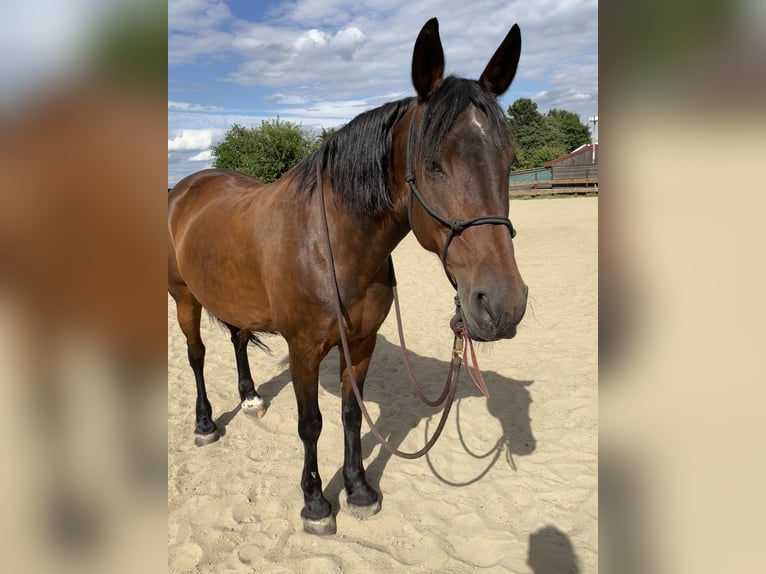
left=172, top=288, right=218, bottom=446
left=340, top=334, right=381, bottom=519
left=226, top=325, right=266, bottom=417
left=289, top=344, right=335, bottom=535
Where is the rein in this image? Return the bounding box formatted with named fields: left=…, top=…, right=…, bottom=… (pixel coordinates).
left=316, top=106, right=511, bottom=459
left=317, top=163, right=461, bottom=459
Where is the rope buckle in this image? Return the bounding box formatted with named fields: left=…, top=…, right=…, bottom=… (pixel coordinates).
left=452, top=333, right=464, bottom=360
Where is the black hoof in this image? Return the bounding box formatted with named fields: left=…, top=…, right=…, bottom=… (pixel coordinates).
left=300, top=497, right=334, bottom=535
left=302, top=514, right=336, bottom=535
left=194, top=428, right=220, bottom=447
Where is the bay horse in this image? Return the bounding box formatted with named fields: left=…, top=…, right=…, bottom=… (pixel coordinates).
left=168, top=18, right=527, bottom=535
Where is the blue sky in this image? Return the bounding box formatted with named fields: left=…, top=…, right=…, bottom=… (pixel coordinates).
left=168, top=0, right=598, bottom=186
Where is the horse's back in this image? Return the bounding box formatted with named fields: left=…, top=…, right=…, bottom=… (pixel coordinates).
left=168, top=169, right=262, bottom=218
left=168, top=168, right=265, bottom=257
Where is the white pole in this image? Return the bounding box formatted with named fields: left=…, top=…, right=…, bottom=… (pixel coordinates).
left=588, top=115, right=598, bottom=164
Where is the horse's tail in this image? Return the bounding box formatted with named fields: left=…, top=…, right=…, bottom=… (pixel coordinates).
left=245, top=331, right=273, bottom=354
left=206, top=311, right=274, bottom=354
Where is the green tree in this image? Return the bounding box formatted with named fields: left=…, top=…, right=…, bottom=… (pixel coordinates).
left=507, top=98, right=550, bottom=152
left=546, top=109, right=592, bottom=152
left=506, top=98, right=591, bottom=169
left=309, top=126, right=341, bottom=153
left=211, top=119, right=316, bottom=183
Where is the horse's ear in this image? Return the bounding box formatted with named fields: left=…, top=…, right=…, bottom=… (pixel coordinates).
left=411, top=18, right=445, bottom=101
left=479, top=24, right=521, bottom=96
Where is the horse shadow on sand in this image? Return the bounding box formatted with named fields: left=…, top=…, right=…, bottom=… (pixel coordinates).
left=321, top=336, right=536, bottom=513
left=216, top=334, right=536, bottom=517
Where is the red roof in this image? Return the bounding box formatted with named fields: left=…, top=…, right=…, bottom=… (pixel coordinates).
left=544, top=143, right=599, bottom=167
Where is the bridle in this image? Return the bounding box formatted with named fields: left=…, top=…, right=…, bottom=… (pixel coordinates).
left=404, top=109, right=517, bottom=290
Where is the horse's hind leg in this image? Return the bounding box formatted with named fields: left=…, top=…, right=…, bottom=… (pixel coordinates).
left=288, top=341, right=335, bottom=535
left=340, top=334, right=381, bottom=519
left=170, top=286, right=219, bottom=446
left=226, top=325, right=267, bottom=417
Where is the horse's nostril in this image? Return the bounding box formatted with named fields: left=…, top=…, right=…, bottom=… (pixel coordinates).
left=472, top=290, right=494, bottom=322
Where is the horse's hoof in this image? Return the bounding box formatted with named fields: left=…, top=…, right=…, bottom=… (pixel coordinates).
left=302, top=514, right=336, bottom=535
left=194, top=429, right=220, bottom=447
left=242, top=397, right=267, bottom=418
left=347, top=497, right=381, bottom=520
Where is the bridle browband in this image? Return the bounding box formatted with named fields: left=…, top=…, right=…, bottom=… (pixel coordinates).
left=404, top=108, right=517, bottom=290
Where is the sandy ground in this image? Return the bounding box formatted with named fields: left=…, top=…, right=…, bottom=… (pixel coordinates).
left=168, top=196, right=597, bottom=573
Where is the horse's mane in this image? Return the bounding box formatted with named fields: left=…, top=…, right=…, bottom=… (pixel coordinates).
left=295, top=98, right=413, bottom=216
left=294, top=76, right=509, bottom=217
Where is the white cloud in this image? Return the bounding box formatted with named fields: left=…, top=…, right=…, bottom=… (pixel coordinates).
left=216, top=4, right=595, bottom=110
left=168, top=128, right=226, bottom=151
left=168, top=0, right=231, bottom=33
left=294, top=29, right=330, bottom=51
left=223, top=23, right=368, bottom=88
left=168, top=29, right=234, bottom=65
left=265, top=93, right=314, bottom=105
left=289, top=25, right=367, bottom=58
left=188, top=150, right=214, bottom=162
left=272, top=0, right=375, bottom=25
left=169, top=0, right=597, bottom=90
left=285, top=95, right=406, bottom=122
left=168, top=101, right=223, bottom=112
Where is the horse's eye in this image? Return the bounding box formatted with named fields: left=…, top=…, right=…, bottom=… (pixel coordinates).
left=427, top=160, right=443, bottom=175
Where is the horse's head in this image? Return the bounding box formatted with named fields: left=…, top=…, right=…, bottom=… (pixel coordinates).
left=403, top=18, right=527, bottom=342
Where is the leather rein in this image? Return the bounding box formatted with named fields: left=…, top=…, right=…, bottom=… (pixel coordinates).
left=317, top=106, right=517, bottom=459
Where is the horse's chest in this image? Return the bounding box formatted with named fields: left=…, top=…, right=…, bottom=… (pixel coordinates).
left=350, top=281, right=394, bottom=337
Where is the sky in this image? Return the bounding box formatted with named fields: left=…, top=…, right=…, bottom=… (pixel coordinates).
left=168, top=0, right=598, bottom=187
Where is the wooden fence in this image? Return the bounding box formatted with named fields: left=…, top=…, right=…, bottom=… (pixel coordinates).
left=508, top=177, right=598, bottom=197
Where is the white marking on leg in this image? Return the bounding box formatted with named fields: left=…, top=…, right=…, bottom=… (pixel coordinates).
left=242, top=396, right=264, bottom=410
left=242, top=396, right=267, bottom=417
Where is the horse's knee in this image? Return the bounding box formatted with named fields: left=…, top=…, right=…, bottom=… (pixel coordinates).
left=342, top=401, right=362, bottom=431
left=187, top=343, right=205, bottom=367
left=298, top=411, right=323, bottom=443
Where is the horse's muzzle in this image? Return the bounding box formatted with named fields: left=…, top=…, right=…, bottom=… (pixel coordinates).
left=462, top=284, right=528, bottom=341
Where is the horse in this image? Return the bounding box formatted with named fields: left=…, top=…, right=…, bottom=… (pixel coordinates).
left=168, top=17, right=527, bottom=535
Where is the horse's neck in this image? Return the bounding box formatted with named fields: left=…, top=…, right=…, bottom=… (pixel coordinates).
left=311, top=108, right=415, bottom=284
left=322, top=195, right=410, bottom=289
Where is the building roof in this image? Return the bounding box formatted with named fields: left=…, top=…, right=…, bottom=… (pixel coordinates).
left=544, top=143, right=599, bottom=167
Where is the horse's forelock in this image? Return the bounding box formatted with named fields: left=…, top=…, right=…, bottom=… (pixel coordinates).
left=418, top=76, right=510, bottom=164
